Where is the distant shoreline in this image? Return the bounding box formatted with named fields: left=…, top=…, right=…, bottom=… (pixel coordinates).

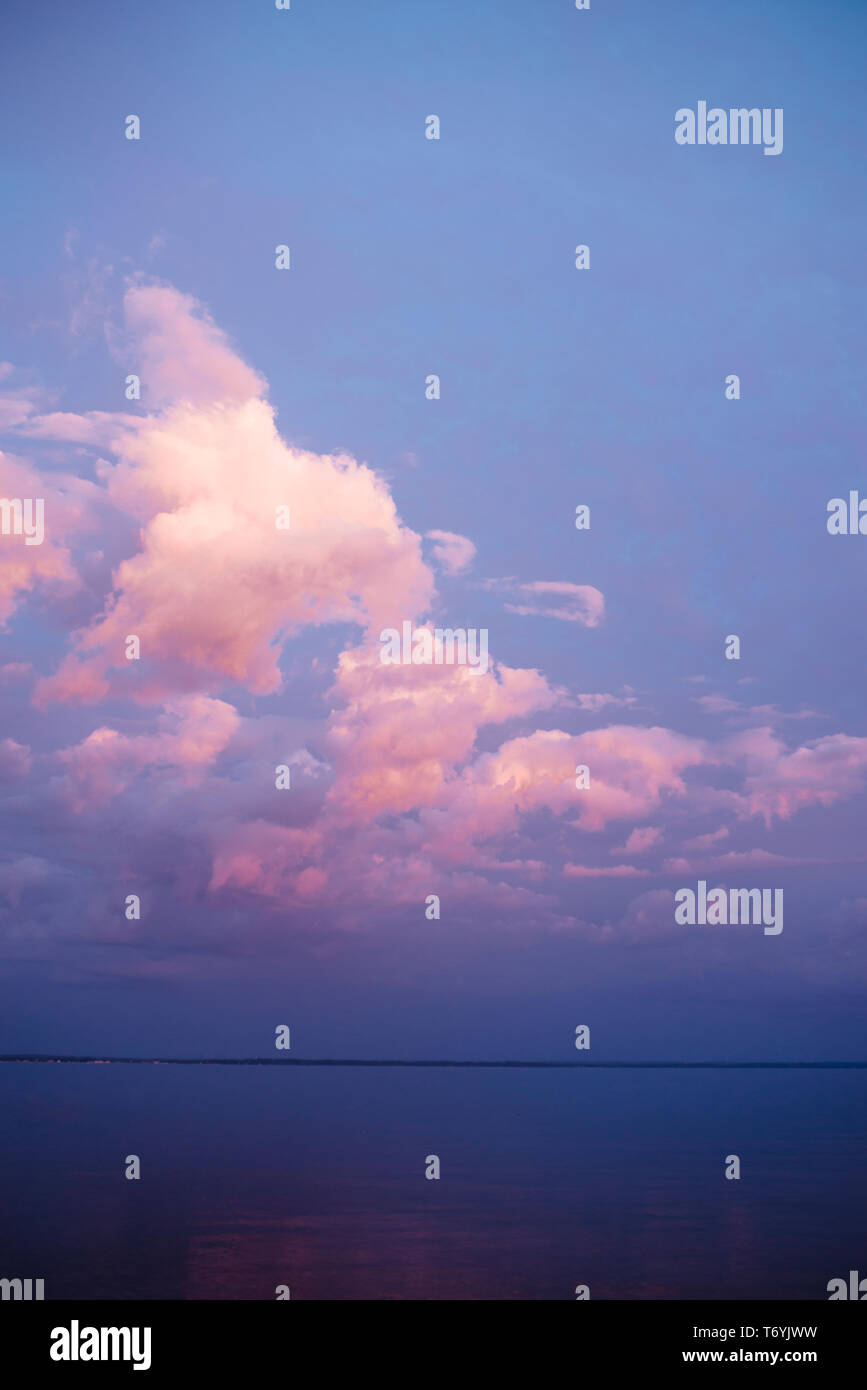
left=2, top=1057, right=866, bottom=1069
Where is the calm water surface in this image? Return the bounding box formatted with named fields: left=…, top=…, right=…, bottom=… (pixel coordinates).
left=0, top=1065, right=863, bottom=1299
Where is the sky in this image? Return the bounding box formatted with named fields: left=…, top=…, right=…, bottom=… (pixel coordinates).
left=1, top=0, right=866, bottom=1061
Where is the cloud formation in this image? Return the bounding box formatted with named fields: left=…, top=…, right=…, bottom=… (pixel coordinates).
left=3, top=281, right=867, bottom=976
left=426, top=530, right=476, bottom=574
left=485, top=577, right=605, bottom=626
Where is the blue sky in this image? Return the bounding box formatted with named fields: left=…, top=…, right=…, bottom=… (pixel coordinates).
left=1, top=0, right=866, bottom=1060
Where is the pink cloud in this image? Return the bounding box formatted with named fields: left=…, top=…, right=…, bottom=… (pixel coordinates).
left=120, top=284, right=266, bottom=408
left=397, top=724, right=710, bottom=875
left=682, top=826, right=729, bottom=851
left=9, top=280, right=867, bottom=940
left=0, top=453, right=88, bottom=626
left=619, top=826, right=662, bottom=855
left=209, top=822, right=323, bottom=899
left=18, top=410, right=136, bottom=446
left=426, top=529, right=476, bottom=574
left=0, top=386, right=46, bottom=429
left=55, top=695, right=240, bottom=811
left=567, top=725, right=712, bottom=832
left=325, top=640, right=563, bottom=820
left=727, top=727, right=867, bottom=824
left=30, top=286, right=435, bottom=703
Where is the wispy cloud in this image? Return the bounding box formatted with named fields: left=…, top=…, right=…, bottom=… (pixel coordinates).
left=484, top=578, right=604, bottom=626
left=425, top=529, right=476, bottom=574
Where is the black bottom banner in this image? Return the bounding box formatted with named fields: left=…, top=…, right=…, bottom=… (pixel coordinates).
left=2, top=1300, right=862, bottom=1378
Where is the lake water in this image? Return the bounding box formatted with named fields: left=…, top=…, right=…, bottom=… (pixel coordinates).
left=0, top=1064, right=864, bottom=1300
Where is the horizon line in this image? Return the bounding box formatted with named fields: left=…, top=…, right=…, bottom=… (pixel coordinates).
left=2, top=1056, right=867, bottom=1069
